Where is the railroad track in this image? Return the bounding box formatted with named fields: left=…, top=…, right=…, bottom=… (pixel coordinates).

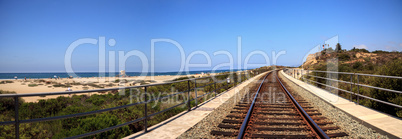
left=211, top=70, right=348, bottom=138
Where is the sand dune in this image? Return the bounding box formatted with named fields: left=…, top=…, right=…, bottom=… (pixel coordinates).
left=0, top=75, right=197, bottom=102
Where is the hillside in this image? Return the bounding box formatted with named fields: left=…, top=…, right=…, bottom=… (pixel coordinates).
left=300, top=48, right=402, bottom=118
left=302, top=48, right=402, bottom=73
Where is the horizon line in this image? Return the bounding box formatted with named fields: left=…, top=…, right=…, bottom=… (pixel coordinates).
left=0, top=68, right=251, bottom=74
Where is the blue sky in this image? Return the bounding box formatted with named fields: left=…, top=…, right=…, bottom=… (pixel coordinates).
left=0, top=0, right=401, bottom=72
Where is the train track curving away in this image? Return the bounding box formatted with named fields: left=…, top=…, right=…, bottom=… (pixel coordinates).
left=211, top=70, right=348, bottom=138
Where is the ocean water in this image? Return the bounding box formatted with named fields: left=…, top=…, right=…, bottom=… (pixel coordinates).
left=0, top=69, right=244, bottom=79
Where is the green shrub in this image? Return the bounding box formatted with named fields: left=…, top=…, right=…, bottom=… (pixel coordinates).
left=0, top=90, right=24, bottom=111
left=372, top=50, right=390, bottom=53
left=28, top=84, right=38, bottom=87
left=352, top=62, right=363, bottom=70
left=88, top=83, right=104, bottom=88
left=0, top=68, right=265, bottom=138
left=171, top=76, right=195, bottom=81
left=105, top=83, right=114, bottom=87
left=368, top=59, right=402, bottom=118
left=114, top=79, right=120, bottom=83
left=338, top=53, right=350, bottom=61
left=350, top=47, right=369, bottom=53
left=0, top=81, right=13, bottom=84
left=71, top=82, right=81, bottom=85
left=53, top=84, right=64, bottom=87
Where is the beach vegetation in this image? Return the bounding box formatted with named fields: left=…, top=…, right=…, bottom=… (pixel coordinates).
left=28, top=84, right=38, bottom=87
left=304, top=51, right=402, bottom=117
left=53, top=84, right=63, bottom=87
left=105, top=83, right=115, bottom=87
left=0, top=67, right=271, bottom=138
left=70, top=81, right=81, bottom=85
left=0, top=81, right=14, bottom=84
left=88, top=83, right=104, bottom=88
left=170, top=76, right=195, bottom=82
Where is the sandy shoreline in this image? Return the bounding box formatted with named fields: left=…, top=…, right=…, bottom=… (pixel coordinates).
left=0, top=74, right=205, bottom=102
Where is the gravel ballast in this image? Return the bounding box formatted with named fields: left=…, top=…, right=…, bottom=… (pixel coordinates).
left=177, top=77, right=261, bottom=138
left=178, top=71, right=389, bottom=138
left=278, top=71, right=389, bottom=139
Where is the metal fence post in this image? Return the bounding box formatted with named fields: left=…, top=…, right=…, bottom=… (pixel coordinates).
left=187, top=80, right=191, bottom=111
left=357, top=75, right=360, bottom=104
left=307, top=70, right=310, bottom=84
left=301, top=69, right=303, bottom=80
left=234, top=73, right=237, bottom=86
left=144, top=86, right=148, bottom=133
left=194, top=79, right=198, bottom=107
left=350, top=74, right=353, bottom=101
left=15, top=96, right=19, bottom=139
left=315, top=71, right=318, bottom=83
left=214, top=81, right=217, bottom=97
left=329, top=73, right=332, bottom=93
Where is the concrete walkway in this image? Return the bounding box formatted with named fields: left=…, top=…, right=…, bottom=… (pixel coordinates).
left=280, top=70, right=402, bottom=139
left=124, top=71, right=268, bottom=139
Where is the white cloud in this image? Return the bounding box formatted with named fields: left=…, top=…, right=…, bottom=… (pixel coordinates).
left=353, top=44, right=368, bottom=49
left=399, top=43, right=402, bottom=48
left=385, top=46, right=392, bottom=50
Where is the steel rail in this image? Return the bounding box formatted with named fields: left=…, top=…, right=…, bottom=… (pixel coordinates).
left=277, top=72, right=329, bottom=139
left=237, top=72, right=271, bottom=139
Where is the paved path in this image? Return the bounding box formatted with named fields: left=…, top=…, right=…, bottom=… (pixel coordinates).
left=124, top=71, right=268, bottom=139
left=280, top=70, right=402, bottom=139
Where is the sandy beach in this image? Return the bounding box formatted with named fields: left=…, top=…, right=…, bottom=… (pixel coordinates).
left=0, top=74, right=202, bottom=102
